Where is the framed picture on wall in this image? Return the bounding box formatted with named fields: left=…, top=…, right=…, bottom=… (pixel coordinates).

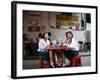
left=11, top=1, right=98, bottom=79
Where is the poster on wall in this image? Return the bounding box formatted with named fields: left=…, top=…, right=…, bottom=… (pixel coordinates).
left=11, top=1, right=98, bottom=79
left=56, top=15, right=79, bottom=29
left=23, top=11, right=41, bottom=32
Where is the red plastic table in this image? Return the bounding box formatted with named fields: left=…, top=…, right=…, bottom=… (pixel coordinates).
left=46, top=45, right=70, bottom=67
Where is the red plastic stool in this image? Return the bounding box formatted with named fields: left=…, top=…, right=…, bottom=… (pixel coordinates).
left=70, top=55, right=82, bottom=67
left=39, top=55, right=51, bottom=68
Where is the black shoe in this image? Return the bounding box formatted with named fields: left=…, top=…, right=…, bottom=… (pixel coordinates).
left=55, top=64, right=62, bottom=68
left=63, top=65, right=70, bottom=67
left=51, top=65, right=55, bottom=68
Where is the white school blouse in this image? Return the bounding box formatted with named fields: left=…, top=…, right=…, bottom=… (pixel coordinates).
left=64, top=38, right=79, bottom=51
left=38, top=39, right=50, bottom=51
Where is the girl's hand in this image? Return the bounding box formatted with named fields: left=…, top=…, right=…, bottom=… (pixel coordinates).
left=61, top=42, right=64, bottom=46
left=65, top=48, right=69, bottom=51
left=65, top=46, right=72, bottom=51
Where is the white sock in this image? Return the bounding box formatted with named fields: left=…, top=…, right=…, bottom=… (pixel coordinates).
left=63, top=64, right=66, bottom=66
left=51, top=62, right=54, bottom=66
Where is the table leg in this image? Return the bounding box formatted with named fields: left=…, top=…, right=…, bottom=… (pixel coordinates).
left=62, top=52, right=66, bottom=66
left=49, top=50, right=55, bottom=67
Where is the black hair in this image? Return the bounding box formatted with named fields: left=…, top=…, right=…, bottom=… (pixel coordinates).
left=65, top=31, right=73, bottom=44
left=43, top=32, right=49, bottom=39
left=65, top=31, right=73, bottom=37
left=38, top=33, right=43, bottom=38
left=48, top=32, right=51, bottom=37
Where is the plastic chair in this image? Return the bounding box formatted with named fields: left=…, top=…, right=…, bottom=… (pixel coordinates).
left=39, top=55, right=51, bottom=68
left=70, top=55, right=82, bottom=67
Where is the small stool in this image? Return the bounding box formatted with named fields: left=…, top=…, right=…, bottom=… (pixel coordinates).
left=70, top=55, right=82, bottom=67
left=39, top=55, right=51, bottom=68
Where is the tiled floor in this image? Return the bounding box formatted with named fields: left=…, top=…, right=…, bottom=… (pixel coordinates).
left=23, top=53, right=91, bottom=69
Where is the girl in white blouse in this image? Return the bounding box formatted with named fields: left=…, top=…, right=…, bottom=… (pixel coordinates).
left=62, top=31, right=79, bottom=66
left=38, top=33, right=50, bottom=66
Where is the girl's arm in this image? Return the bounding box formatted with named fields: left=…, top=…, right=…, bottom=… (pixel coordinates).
left=38, top=39, right=46, bottom=51
left=67, top=38, right=79, bottom=51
